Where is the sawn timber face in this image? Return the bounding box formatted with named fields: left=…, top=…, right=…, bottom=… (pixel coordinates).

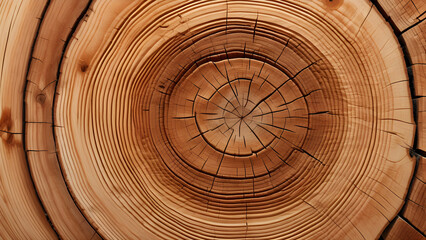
left=0, top=0, right=423, bottom=239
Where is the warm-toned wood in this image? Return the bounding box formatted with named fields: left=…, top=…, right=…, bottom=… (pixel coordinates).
left=402, top=21, right=425, bottom=150
left=413, top=65, right=426, bottom=97
left=403, top=21, right=425, bottom=65
left=25, top=0, right=100, bottom=239
left=401, top=157, right=425, bottom=234
left=376, top=5, right=425, bottom=238
left=382, top=217, right=424, bottom=240
left=0, top=0, right=423, bottom=239
left=382, top=0, right=425, bottom=156
left=377, top=0, right=425, bottom=31
left=54, top=0, right=415, bottom=239
left=401, top=15, right=425, bottom=145
left=418, top=97, right=426, bottom=152
left=0, top=0, right=57, bottom=239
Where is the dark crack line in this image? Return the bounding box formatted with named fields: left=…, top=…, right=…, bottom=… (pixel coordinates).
left=259, top=122, right=295, bottom=133
left=206, top=117, right=225, bottom=121
left=294, top=147, right=325, bottom=166
left=205, top=99, right=239, bottom=117
left=200, top=73, right=239, bottom=110
left=209, top=130, right=234, bottom=192
left=243, top=119, right=266, bottom=149
left=255, top=123, right=280, bottom=138
left=253, top=108, right=287, bottom=117
left=253, top=13, right=259, bottom=42
left=275, top=38, right=290, bottom=64
left=224, top=63, right=240, bottom=105
left=277, top=89, right=321, bottom=107
left=20, top=0, right=63, bottom=238
left=355, top=4, right=373, bottom=37
left=244, top=72, right=255, bottom=108
left=269, top=146, right=291, bottom=167
left=48, top=0, right=104, bottom=238
left=245, top=62, right=317, bottom=117
left=278, top=136, right=324, bottom=165
left=259, top=73, right=270, bottom=89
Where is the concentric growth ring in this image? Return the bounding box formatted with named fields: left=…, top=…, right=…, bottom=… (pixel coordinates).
left=54, top=1, right=415, bottom=239
left=148, top=24, right=331, bottom=196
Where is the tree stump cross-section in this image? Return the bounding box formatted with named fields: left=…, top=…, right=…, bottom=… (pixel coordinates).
left=0, top=0, right=424, bottom=239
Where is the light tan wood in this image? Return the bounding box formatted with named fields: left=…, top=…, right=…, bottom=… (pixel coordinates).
left=403, top=21, right=426, bottom=65
left=54, top=0, right=415, bottom=239
left=401, top=157, right=425, bottom=234
left=419, top=97, right=426, bottom=152
left=413, top=65, right=426, bottom=97
left=402, top=21, right=426, bottom=152
left=377, top=0, right=425, bottom=31
left=0, top=0, right=57, bottom=239
left=378, top=3, right=425, bottom=237
left=0, top=0, right=424, bottom=239
left=25, top=0, right=100, bottom=238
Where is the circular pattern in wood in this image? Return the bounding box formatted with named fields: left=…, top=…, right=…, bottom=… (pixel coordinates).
left=54, top=0, right=415, bottom=239
left=143, top=21, right=336, bottom=199
left=169, top=59, right=290, bottom=158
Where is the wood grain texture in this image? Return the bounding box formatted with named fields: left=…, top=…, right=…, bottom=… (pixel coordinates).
left=403, top=21, right=425, bottom=64
left=0, top=0, right=57, bottom=239
left=419, top=97, right=426, bottom=152
left=377, top=0, right=425, bottom=31
left=25, top=0, right=100, bottom=238
left=382, top=217, right=424, bottom=240
left=375, top=0, right=426, bottom=238
left=54, top=0, right=415, bottom=239
left=400, top=157, right=425, bottom=235
left=0, top=0, right=423, bottom=239
left=402, top=21, right=426, bottom=153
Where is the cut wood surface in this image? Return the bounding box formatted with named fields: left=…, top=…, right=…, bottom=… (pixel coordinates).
left=0, top=1, right=58, bottom=239
left=0, top=0, right=424, bottom=239
left=402, top=20, right=426, bottom=153
left=55, top=0, right=414, bottom=239
left=25, top=0, right=100, bottom=238
left=419, top=97, right=426, bottom=152
left=400, top=157, right=425, bottom=234
left=382, top=217, right=424, bottom=240
left=377, top=0, right=424, bottom=31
